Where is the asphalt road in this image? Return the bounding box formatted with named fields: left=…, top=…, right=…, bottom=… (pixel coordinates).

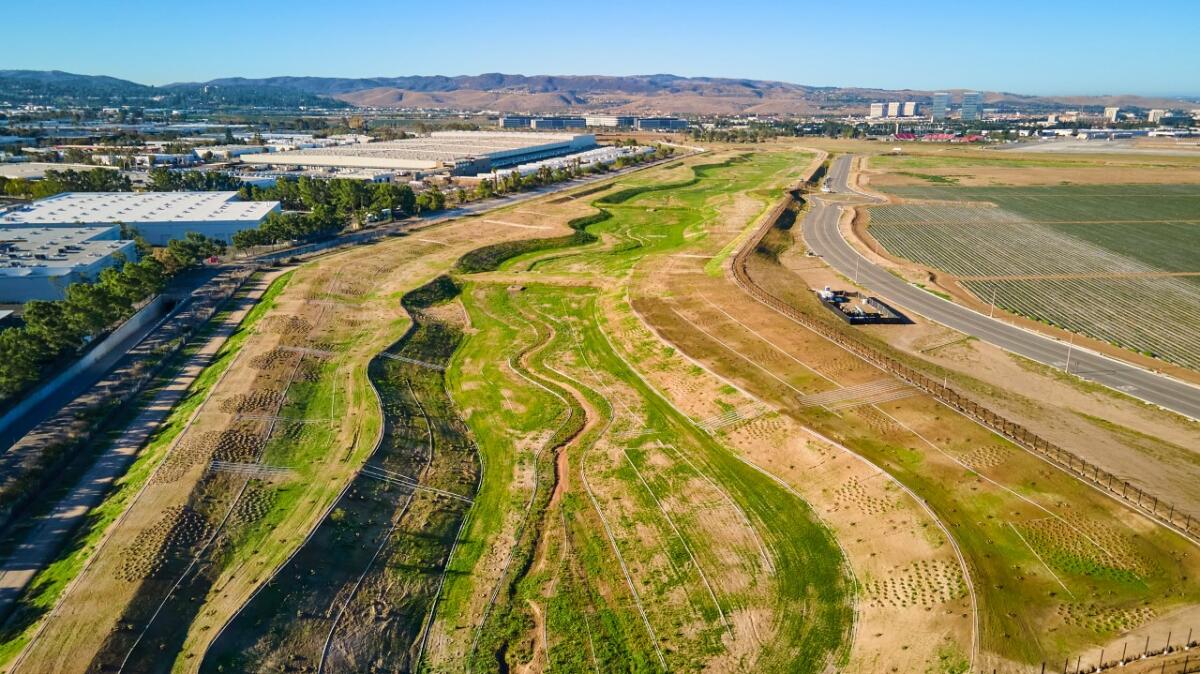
left=802, top=155, right=1200, bottom=420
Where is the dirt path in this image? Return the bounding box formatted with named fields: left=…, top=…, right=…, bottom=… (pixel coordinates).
left=0, top=270, right=279, bottom=621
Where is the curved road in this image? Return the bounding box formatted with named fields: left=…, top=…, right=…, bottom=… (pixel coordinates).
left=802, top=155, right=1200, bottom=420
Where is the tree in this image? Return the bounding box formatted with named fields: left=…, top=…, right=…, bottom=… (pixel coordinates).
left=0, top=329, right=44, bottom=400
left=22, top=301, right=83, bottom=355
left=165, top=232, right=226, bottom=271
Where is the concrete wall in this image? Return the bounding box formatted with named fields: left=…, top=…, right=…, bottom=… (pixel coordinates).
left=0, top=293, right=171, bottom=443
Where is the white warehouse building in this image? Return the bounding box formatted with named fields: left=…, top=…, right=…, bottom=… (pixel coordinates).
left=0, top=226, right=138, bottom=302
left=241, top=131, right=596, bottom=175
left=0, top=192, right=281, bottom=246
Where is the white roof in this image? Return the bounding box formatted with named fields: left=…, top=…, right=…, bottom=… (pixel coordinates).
left=241, top=131, right=591, bottom=171
left=0, top=192, right=278, bottom=227
left=0, top=163, right=114, bottom=180
left=0, top=226, right=134, bottom=277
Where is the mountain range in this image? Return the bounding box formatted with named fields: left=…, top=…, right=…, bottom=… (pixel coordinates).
left=2, top=71, right=1194, bottom=115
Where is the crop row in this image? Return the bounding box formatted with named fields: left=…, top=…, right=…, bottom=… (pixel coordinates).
left=869, top=216, right=1154, bottom=277
left=963, top=276, right=1200, bottom=369
left=885, top=184, right=1200, bottom=222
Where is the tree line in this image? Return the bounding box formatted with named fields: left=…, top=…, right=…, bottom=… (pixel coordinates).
left=231, top=177, right=425, bottom=247
left=1, top=168, right=131, bottom=199
left=0, top=231, right=225, bottom=407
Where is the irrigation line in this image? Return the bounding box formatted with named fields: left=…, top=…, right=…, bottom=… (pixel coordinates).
left=201, top=328, right=388, bottom=668
left=414, top=362, right=487, bottom=672
left=572, top=298, right=750, bottom=637
left=539, top=300, right=726, bottom=635
left=317, top=493, right=415, bottom=674
left=1008, top=521, right=1075, bottom=598
left=520, top=304, right=667, bottom=671
left=607, top=292, right=866, bottom=668
left=550, top=303, right=729, bottom=634
left=625, top=292, right=775, bottom=575
left=8, top=268, right=264, bottom=674
left=872, top=405, right=1125, bottom=575
left=122, top=267, right=344, bottom=670
left=464, top=302, right=577, bottom=670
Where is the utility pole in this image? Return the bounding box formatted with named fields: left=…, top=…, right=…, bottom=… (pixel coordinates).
left=854, top=257, right=860, bottom=285
left=988, top=286, right=997, bottom=318
left=1064, top=333, right=1075, bottom=374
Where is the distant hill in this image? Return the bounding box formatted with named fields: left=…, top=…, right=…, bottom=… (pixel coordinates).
left=195, top=73, right=1196, bottom=115
left=2, top=71, right=1193, bottom=115
left=0, top=70, right=349, bottom=109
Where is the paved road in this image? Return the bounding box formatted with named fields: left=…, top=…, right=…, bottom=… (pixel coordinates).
left=802, top=155, right=1200, bottom=420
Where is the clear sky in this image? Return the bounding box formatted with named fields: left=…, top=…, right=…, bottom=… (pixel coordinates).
left=2, top=0, right=1196, bottom=97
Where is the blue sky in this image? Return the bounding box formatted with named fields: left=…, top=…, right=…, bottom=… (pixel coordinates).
left=2, top=0, right=1196, bottom=96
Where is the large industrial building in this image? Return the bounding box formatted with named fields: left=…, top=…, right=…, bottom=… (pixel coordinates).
left=0, top=226, right=137, bottom=302
left=240, top=131, right=597, bottom=175
left=0, top=192, right=281, bottom=246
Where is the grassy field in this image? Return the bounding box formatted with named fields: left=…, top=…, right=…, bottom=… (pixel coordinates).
left=425, top=150, right=860, bottom=672
left=866, top=184, right=1200, bottom=368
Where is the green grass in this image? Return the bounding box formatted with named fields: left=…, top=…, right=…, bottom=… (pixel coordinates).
left=443, top=153, right=855, bottom=671
left=0, top=270, right=292, bottom=666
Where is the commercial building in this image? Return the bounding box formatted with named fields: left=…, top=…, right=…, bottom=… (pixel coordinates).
left=499, top=116, right=532, bottom=129
left=961, top=92, right=982, bottom=122
left=240, top=131, right=597, bottom=176
left=530, top=117, right=586, bottom=130
left=1104, top=106, right=1121, bottom=122
left=194, top=145, right=267, bottom=161
left=634, top=117, right=688, bottom=131
left=902, top=101, right=918, bottom=117
left=886, top=102, right=901, bottom=118
left=486, top=145, right=654, bottom=181
left=584, top=116, right=636, bottom=128
left=930, top=93, right=950, bottom=121
left=869, top=103, right=886, bottom=118
left=0, top=192, right=281, bottom=246
left=1148, top=109, right=1166, bottom=123
left=0, top=226, right=137, bottom=302
left=0, top=163, right=113, bottom=181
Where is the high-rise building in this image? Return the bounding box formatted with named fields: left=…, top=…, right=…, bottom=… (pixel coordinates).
left=1104, top=106, right=1120, bottom=122
left=902, top=101, right=918, bottom=117
left=886, top=101, right=901, bottom=117
left=1147, top=109, right=1166, bottom=124
left=961, top=92, right=982, bottom=122
left=869, top=103, right=885, bottom=118
left=931, top=92, right=950, bottom=121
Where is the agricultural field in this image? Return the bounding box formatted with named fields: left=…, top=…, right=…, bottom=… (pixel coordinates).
left=864, top=184, right=1200, bottom=369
